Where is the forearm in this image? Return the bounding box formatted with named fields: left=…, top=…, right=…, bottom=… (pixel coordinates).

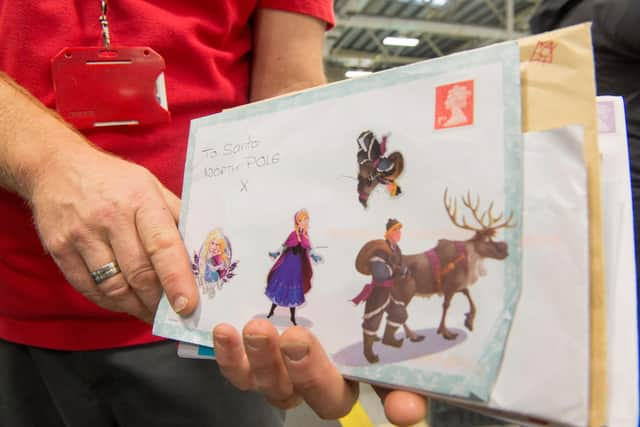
left=0, top=72, right=89, bottom=200
left=250, top=9, right=327, bottom=102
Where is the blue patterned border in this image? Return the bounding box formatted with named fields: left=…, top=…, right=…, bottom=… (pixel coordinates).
left=465, top=43, right=523, bottom=400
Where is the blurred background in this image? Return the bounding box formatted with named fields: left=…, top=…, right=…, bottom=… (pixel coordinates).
left=324, top=0, right=539, bottom=82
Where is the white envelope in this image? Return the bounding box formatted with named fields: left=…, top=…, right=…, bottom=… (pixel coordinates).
left=598, top=97, right=638, bottom=427
left=435, top=98, right=637, bottom=426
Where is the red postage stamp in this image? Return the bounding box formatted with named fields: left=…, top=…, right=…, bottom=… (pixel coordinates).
left=529, top=40, right=557, bottom=64
left=435, top=80, right=474, bottom=130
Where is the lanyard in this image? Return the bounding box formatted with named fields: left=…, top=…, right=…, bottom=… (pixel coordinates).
left=99, top=0, right=111, bottom=49
left=50, top=1, right=171, bottom=129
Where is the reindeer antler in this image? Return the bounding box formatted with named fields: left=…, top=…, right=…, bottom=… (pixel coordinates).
left=444, top=188, right=515, bottom=235
left=488, top=206, right=515, bottom=230
left=444, top=188, right=484, bottom=233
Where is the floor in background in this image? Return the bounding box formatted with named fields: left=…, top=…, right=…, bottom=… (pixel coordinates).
left=284, top=383, right=519, bottom=427
left=358, top=383, right=387, bottom=424
left=285, top=403, right=341, bottom=427
left=284, top=384, right=382, bottom=427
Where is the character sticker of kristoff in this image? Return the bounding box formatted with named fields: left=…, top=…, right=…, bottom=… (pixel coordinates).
left=352, top=219, right=422, bottom=363
left=265, top=209, right=323, bottom=325
left=192, top=229, right=238, bottom=299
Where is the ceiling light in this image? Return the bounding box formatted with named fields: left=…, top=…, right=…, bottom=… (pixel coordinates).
left=345, top=70, right=373, bottom=78
left=382, top=36, right=420, bottom=47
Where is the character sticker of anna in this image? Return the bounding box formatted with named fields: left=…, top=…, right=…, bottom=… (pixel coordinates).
left=265, top=209, right=323, bottom=325
left=192, top=229, right=238, bottom=299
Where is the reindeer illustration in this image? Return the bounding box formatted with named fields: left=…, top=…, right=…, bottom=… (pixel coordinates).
left=355, top=189, right=514, bottom=363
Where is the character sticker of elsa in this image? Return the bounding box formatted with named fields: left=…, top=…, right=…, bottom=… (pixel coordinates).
left=265, top=209, right=323, bottom=325
left=192, top=229, right=238, bottom=299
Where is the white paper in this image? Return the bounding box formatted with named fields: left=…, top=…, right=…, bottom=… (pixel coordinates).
left=486, top=125, right=590, bottom=426
left=598, top=96, right=638, bottom=427
left=452, top=101, right=638, bottom=426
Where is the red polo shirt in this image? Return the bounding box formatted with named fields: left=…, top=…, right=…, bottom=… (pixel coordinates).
left=0, top=0, right=334, bottom=350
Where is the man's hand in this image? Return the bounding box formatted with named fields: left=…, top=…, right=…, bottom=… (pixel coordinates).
left=214, top=321, right=428, bottom=426
left=29, top=143, right=198, bottom=323
left=0, top=73, right=198, bottom=323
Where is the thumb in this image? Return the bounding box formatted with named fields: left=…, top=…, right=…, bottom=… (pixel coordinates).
left=373, top=387, right=428, bottom=427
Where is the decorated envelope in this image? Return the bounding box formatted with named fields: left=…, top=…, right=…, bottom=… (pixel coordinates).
left=154, top=40, right=524, bottom=402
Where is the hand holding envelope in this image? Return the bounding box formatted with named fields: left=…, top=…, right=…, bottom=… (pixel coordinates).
left=213, top=321, right=428, bottom=425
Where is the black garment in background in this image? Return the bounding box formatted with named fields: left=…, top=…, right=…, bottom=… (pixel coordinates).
left=529, top=0, right=592, bottom=30
left=591, top=0, right=640, bottom=197
left=0, top=339, right=285, bottom=427
left=531, top=0, right=640, bottom=288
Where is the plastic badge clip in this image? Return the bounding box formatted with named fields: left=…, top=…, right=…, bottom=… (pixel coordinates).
left=51, top=47, right=170, bottom=129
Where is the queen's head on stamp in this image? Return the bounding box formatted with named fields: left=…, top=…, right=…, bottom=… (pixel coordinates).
left=443, top=84, right=472, bottom=127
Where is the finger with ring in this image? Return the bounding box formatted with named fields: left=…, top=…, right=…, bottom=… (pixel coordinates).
left=78, top=240, right=151, bottom=320
left=91, top=261, right=121, bottom=284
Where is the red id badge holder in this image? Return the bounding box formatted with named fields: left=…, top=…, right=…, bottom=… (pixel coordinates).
left=51, top=47, right=170, bottom=129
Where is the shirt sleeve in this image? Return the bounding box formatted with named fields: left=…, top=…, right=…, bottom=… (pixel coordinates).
left=257, top=0, right=335, bottom=30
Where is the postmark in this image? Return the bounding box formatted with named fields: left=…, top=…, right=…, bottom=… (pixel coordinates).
left=529, top=40, right=557, bottom=64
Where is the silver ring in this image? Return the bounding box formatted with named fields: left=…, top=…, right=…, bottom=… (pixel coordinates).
left=90, top=261, right=121, bottom=284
